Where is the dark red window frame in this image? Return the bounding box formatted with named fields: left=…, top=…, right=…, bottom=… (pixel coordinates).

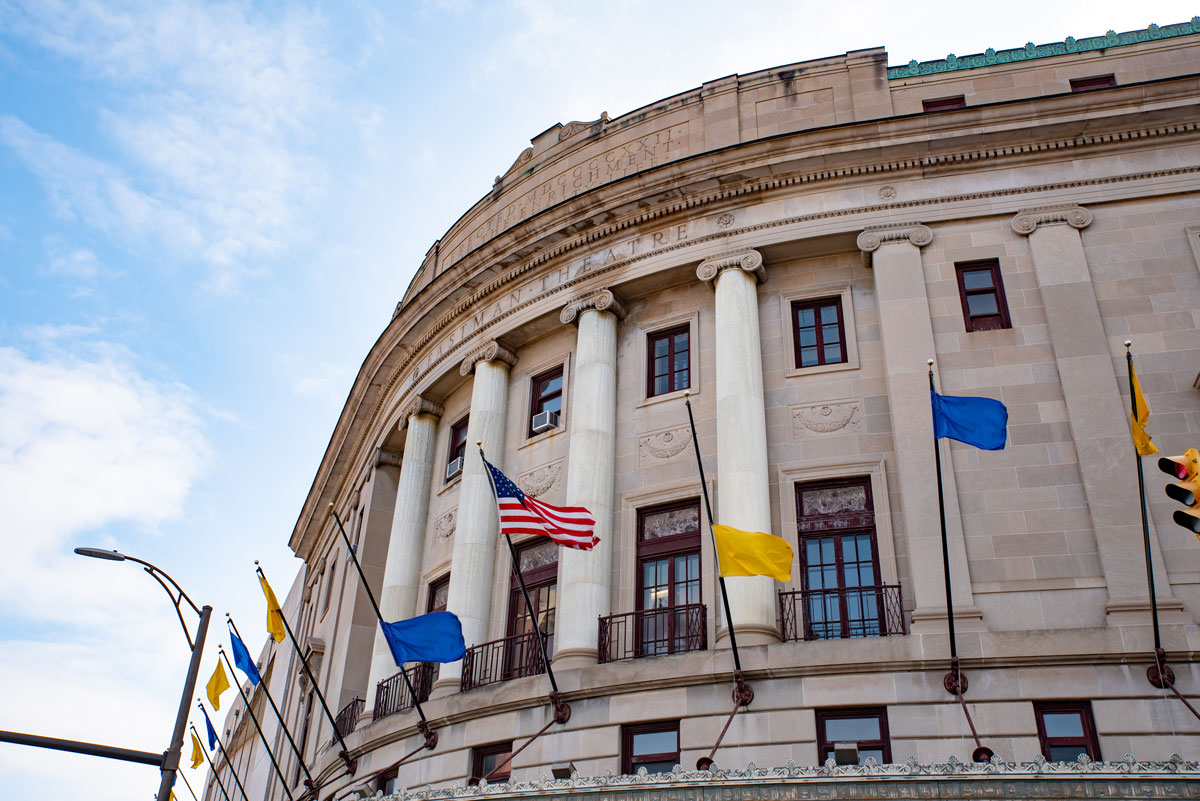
left=1034, top=701, right=1101, bottom=762
left=427, top=575, right=449, bottom=614
left=791, top=297, right=847, bottom=369
left=635, top=499, right=703, bottom=655
left=1070, top=74, right=1116, bottom=92
left=621, top=721, right=680, bottom=775
left=922, top=95, right=966, bottom=112
left=647, top=324, right=690, bottom=397
left=447, top=416, right=469, bottom=479
left=955, top=259, right=1011, bottom=332
left=470, top=741, right=513, bottom=785
left=816, top=707, right=891, bottom=764
left=528, top=365, right=564, bottom=437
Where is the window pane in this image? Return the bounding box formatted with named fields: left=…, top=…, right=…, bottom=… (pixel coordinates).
left=824, top=344, right=843, bottom=363
left=822, top=323, right=841, bottom=342
left=654, top=338, right=669, bottom=357
left=540, top=396, right=562, bottom=415
left=675, top=368, right=688, bottom=388
left=1042, top=712, right=1085, bottom=738
left=823, top=716, right=881, bottom=742
left=634, top=759, right=677, bottom=774
left=430, top=582, right=449, bottom=612
left=799, top=329, right=817, bottom=347
left=801, top=346, right=818, bottom=366
left=519, top=541, right=558, bottom=572
left=802, top=485, right=868, bottom=517
left=632, top=729, right=677, bottom=755
left=540, top=375, right=562, bottom=395
left=674, top=332, right=688, bottom=351
left=642, top=505, right=699, bottom=540
left=858, top=749, right=884, bottom=764
left=674, top=351, right=688, bottom=371
left=480, top=749, right=512, bottom=777
left=654, top=376, right=668, bottom=395
left=796, top=307, right=815, bottom=327
left=654, top=355, right=669, bottom=376
left=961, top=269, right=994, bottom=290
left=1048, top=744, right=1086, bottom=762
left=967, top=293, right=999, bottom=317
left=820, top=304, right=840, bottom=324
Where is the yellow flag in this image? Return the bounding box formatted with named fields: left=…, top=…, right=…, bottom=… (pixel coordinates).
left=206, top=661, right=230, bottom=710
left=259, top=574, right=286, bottom=643
left=190, top=730, right=205, bottom=769
left=713, top=524, right=794, bottom=582
left=1130, top=362, right=1159, bottom=456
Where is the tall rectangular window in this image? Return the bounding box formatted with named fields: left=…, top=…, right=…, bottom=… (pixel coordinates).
left=816, top=708, right=891, bottom=764
left=470, top=741, right=513, bottom=785
left=922, top=95, right=966, bottom=112
left=528, top=366, right=564, bottom=436
left=424, top=575, right=450, bottom=686
left=792, top=298, right=846, bottom=368
left=506, top=539, right=558, bottom=676
left=636, top=500, right=702, bottom=656
left=1034, top=702, right=1100, bottom=762
left=647, top=325, right=690, bottom=397
left=447, top=416, right=469, bottom=481
left=621, top=721, right=680, bottom=775
left=955, top=259, right=1011, bottom=332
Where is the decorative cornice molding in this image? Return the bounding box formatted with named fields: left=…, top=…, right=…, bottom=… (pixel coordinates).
left=1011, top=204, right=1093, bottom=236
left=399, top=395, right=444, bottom=425
left=459, top=339, right=518, bottom=377
left=696, top=249, right=765, bottom=286
left=856, top=223, right=933, bottom=268
left=375, top=448, right=403, bottom=468
left=559, top=288, right=627, bottom=325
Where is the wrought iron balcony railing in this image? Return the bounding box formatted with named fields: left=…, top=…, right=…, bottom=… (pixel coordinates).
left=778, top=585, right=905, bottom=641
left=332, top=696, right=364, bottom=740
left=460, top=631, right=546, bottom=692
left=373, top=662, right=434, bottom=721
left=598, top=602, right=707, bottom=663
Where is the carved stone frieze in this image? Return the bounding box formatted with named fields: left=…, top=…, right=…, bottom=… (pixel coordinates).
left=1011, top=204, right=1093, bottom=235
left=518, top=459, right=563, bottom=498
left=791, top=399, right=863, bottom=439
left=399, top=395, right=444, bottom=425
left=696, top=248, right=765, bottom=286
left=459, top=340, right=518, bottom=376
left=559, top=288, right=627, bottom=325
left=638, top=426, right=692, bottom=467
left=434, top=510, right=456, bottom=541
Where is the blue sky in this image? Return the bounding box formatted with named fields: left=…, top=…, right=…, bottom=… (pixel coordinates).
left=1, top=1, right=1195, bottom=798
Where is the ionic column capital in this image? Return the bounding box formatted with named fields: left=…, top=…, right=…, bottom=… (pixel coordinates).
left=856, top=223, right=933, bottom=267
left=696, top=249, right=765, bottom=286
left=398, top=395, right=444, bottom=427
left=459, top=339, right=518, bottom=377
left=559, top=288, right=626, bottom=325
left=1010, top=204, right=1093, bottom=236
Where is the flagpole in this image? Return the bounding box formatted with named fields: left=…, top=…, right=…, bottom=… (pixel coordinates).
left=226, top=615, right=315, bottom=791
left=217, top=647, right=297, bottom=800
left=195, top=707, right=251, bottom=801
left=325, top=508, right=439, bottom=751
left=255, top=562, right=362, bottom=771
left=177, top=764, right=203, bottom=801
left=192, top=723, right=232, bottom=801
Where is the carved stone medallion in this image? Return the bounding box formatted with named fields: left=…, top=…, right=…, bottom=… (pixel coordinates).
left=519, top=460, right=563, bottom=498
left=791, top=400, right=863, bottom=439
left=638, top=426, right=692, bottom=467
left=435, top=510, right=456, bottom=541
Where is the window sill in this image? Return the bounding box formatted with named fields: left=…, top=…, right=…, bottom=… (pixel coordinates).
left=437, top=473, right=462, bottom=497
left=783, top=360, right=859, bottom=380
left=518, top=425, right=566, bottom=451
left=637, top=386, right=695, bottom=410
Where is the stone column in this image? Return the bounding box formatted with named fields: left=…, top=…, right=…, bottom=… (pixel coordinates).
left=1011, top=206, right=1178, bottom=622
left=435, top=340, right=517, bottom=691
left=554, top=289, right=625, bottom=669
left=857, top=224, right=980, bottom=630
left=696, top=250, right=778, bottom=645
left=366, top=396, right=444, bottom=701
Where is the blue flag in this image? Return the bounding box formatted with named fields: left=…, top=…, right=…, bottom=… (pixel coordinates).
left=228, top=626, right=261, bottom=687
left=931, top=390, right=1008, bottom=450
left=379, top=611, right=466, bottom=667
left=201, top=706, right=219, bottom=751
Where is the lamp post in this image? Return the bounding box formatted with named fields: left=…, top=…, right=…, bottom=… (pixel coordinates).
left=74, top=547, right=212, bottom=801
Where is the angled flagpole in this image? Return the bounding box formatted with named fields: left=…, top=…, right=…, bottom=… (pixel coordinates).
left=683, top=391, right=754, bottom=770
left=190, top=718, right=246, bottom=801
left=226, top=615, right=314, bottom=791
left=217, top=647, right=297, bottom=800
left=255, top=562, right=360, bottom=772
left=177, top=765, right=203, bottom=801
left=192, top=723, right=232, bottom=801
left=326, top=508, right=439, bottom=753
left=195, top=706, right=250, bottom=801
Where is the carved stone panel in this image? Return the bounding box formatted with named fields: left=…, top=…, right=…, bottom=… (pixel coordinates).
left=434, top=510, right=456, bottom=541
left=518, top=460, right=563, bottom=498
left=791, top=399, right=863, bottom=439
left=638, top=425, right=693, bottom=467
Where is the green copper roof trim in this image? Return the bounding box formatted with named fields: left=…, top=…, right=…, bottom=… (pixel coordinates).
left=887, top=18, right=1200, bottom=79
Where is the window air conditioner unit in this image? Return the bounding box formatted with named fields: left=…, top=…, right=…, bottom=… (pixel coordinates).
left=445, top=457, right=464, bottom=481
left=531, top=410, right=560, bottom=434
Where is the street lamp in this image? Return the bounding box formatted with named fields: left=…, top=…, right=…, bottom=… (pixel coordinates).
left=74, top=546, right=212, bottom=801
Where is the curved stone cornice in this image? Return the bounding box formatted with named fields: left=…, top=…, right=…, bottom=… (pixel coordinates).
left=459, top=340, right=518, bottom=377
left=696, top=249, right=765, bottom=286
left=856, top=223, right=933, bottom=268
left=559, top=289, right=627, bottom=325
left=399, top=395, right=444, bottom=426
left=1010, top=204, right=1093, bottom=236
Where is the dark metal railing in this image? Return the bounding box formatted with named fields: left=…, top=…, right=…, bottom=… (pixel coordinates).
left=373, top=663, right=434, bottom=721
left=598, top=603, right=707, bottom=663
left=778, top=584, right=905, bottom=641
left=332, top=697, right=363, bottom=740
left=460, top=631, right=546, bottom=692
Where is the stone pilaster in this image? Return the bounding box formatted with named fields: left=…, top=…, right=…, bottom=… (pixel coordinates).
left=366, top=396, right=443, bottom=702
left=857, top=224, right=981, bottom=630
left=697, top=249, right=778, bottom=645
left=1011, top=205, right=1179, bottom=625
left=436, top=341, right=516, bottom=691
left=554, top=290, right=622, bottom=669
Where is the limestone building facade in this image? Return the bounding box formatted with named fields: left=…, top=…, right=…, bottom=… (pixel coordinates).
left=206, top=20, right=1200, bottom=801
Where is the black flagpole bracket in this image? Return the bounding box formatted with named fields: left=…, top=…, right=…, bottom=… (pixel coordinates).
left=549, top=691, right=572, bottom=724
left=416, top=720, right=439, bottom=751
left=1147, top=647, right=1176, bottom=689
left=943, top=656, right=969, bottom=696
left=732, top=671, right=754, bottom=707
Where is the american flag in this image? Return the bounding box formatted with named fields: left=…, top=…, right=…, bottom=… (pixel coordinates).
left=483, top=458, right=598, bottom=550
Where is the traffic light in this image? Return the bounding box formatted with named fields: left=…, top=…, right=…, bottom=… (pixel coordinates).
left=1158, top=448, right=1200, bottom=535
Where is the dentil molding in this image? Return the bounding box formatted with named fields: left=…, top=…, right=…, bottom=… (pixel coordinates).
left=1011, top=204, right=1093, bottom=235
left=459, top=339, right=518, bottom=376
left=696, top=248, right=765, bottom=286
left=560, top=288, right=627, bottom=325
